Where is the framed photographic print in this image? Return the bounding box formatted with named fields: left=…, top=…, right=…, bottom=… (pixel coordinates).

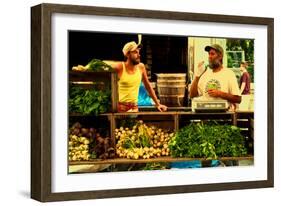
left=31, top=3, right=274, bottom=202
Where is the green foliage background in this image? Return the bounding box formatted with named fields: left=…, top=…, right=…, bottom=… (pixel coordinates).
left=226, top=39, right=254, bottom=82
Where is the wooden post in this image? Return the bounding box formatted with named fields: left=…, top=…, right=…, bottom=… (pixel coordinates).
left=174, top=113, right=179, bottom=131
left=109, top=114, right=116, bottom=149
left=111, top=72, right=118, bottom=112
left=233, top=112, right=237, bottom=126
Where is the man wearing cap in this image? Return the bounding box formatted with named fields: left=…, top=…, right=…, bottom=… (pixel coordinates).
left=112, top=41, right=167, bottom=112
left=189, top=44, right=241, bottom=107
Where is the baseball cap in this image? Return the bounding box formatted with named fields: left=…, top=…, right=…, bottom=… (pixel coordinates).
left=122, top=41, right=142, bottom=56
left=205, top=44, right=224, bottom=56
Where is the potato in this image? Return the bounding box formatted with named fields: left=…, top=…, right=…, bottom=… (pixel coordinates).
left=133, top=153, right=139, bottom=159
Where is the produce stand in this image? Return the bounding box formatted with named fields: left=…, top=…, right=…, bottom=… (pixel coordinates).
left=69, top=70, right=118, bottom=112
left=69, top=111, right=254, bottom=164
left=68, top=71, right=254, bottom=172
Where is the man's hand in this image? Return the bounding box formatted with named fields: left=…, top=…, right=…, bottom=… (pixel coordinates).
left=194, top=61, right=206, bottom=77
left=156, top=104, right=168, bottom=112
left=207, top=89, right=222, bottom=98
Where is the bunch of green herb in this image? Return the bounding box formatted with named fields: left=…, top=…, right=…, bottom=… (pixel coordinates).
left=169, top=122, right=248, bottom=159
left=69, top=86, right=111, bottom=115
left=85, top=59, right=114, bottom=72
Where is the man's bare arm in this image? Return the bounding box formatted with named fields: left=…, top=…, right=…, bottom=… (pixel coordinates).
left=208, top=89, right=241, bottom=103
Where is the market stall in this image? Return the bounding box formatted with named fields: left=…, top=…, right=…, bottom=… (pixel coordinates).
left=68, top=70, right=254, bottom=173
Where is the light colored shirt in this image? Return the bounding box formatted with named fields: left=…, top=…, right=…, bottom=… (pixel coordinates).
left=198, top=67, right=240, bottom=102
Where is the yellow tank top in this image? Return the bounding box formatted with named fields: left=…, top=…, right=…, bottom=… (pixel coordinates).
left=118, top=62, right=142, bottom=103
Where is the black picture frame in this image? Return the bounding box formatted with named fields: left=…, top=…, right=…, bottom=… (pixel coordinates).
left=31, top=3, right=274, bottom=202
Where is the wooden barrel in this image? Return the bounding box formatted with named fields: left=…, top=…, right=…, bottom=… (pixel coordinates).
left=156, top=73, right=186, bottom=106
